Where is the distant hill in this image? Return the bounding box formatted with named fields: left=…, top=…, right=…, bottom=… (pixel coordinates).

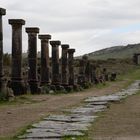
left=84, top=43, right=140, bottom=60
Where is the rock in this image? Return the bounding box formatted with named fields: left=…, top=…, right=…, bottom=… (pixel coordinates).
left=49, top=90, right=55, bottom=94
left=19, top=131, right=61, bottom=139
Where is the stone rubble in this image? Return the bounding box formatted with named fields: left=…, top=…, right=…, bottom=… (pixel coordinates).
left=19, top=80, right=140, bottom=140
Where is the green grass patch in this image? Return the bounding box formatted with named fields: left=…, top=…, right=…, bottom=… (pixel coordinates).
left=117, top=66, right=140, bottom=81
left=62, top=136, right=88, bottom=140
left=62, top=131, right=88, bottom=140
left=0, top=94, right=41, bottom=106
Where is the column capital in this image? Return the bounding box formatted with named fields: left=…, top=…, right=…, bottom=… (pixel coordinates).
left=8, top=19, right=25, bottom=25
left=50, top=40, right=61, bottom=46
left=0, top=8, right=6, bottom=15
left=61, top=44, right=69, bottom=49
left=68, top=49, right=75, bottom=53
left=38, top=34, right=51, bottom=40
left=25, top=27, right=39, bottom=33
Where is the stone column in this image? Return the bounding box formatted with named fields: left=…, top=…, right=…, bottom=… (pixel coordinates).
left=68, top=49, right=75, bottom=86
left=90, top=63, right=95, bottom=83
left=8, top=19, right=26, bottom=95
left=38, top=34, right=51, bottom=85
left=50, top=40, right=61, bottom=85
left=85, top=60, right=92, bottom=82
left=0, top=8, right=6, bottom=92
left=25, top=27, right=39, bottom=94
left=61, top=44, right=69, bottom=86
left=78, top=55, right=88, bottom=85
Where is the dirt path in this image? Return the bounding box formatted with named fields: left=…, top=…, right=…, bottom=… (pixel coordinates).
left=89, top=93, right=140, bottom=140
left=0, top=80, right=129, bottom=138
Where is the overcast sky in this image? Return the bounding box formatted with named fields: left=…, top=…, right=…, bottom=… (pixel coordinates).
left=1, top=0, right=140, bottom=56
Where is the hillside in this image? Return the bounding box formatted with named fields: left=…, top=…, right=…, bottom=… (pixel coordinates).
left=86, top=43, right=140, bottom=60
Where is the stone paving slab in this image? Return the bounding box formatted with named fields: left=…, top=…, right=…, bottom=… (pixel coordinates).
left=85, top=95, right=121, bottom=103
left=87, top=101, right=108, bottom=105
left=32, top=120, right=90, bottom=131
left=19, top=131, right=61, bottom=139
left=69, top=105, right=107, bottom=114
left=44, top=115, right=96, bottom=123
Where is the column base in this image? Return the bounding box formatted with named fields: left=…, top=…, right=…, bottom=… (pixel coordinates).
left=40, top=81, right=50, bottom=86
left=50, top=84, right=66, bottom=93
left=63, top=85, right=73, bottom=92
left=29, top=80, right=40, bottom=94
left=11, top=79, right=27, bottom=96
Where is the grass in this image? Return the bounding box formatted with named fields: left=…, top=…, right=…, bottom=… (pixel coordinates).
left=0, top=94, right=40, bottom=106
left=0, top=124, right=33, bottom=140
left=62, top=135, right=88, bottom=140
left=118, top=65, right=140, bottom=80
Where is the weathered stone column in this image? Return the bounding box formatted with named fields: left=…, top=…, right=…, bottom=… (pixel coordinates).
left=85, top=60, right=92, bottom=82
left=61, top=44, right=69, bottom=86
left=38, top=34, right=51, bottom=85
left=68, top=49, right=75, bottom=86
left=90, top=63, right=95, bottom=83
left=78, top=55, right=88, bottom=85
left=0, top=8, right=6, bottom=92
left=50, top=41, right=61, bottom=85
left=9, top=19, right=26, bottom=95
left=25, top=27, right=39, bottom=94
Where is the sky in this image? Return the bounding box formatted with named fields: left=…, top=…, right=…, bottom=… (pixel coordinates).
left=1, top=0, right=140, bottom=56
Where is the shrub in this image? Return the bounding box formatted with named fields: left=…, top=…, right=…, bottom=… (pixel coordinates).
left=0, top=92, right=8, bottom=101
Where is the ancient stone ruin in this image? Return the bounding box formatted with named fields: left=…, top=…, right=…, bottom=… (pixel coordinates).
left=133, top=53, right=140, bottom=65
left=0, top=7, right=117, bottom=97
left=9, top=19, right=26, bottom=95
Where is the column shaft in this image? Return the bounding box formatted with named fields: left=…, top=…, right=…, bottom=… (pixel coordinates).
left=68, top=49, right=75, bottom=85
left=26, top=27, right=39, bottom=94
left=61, top=44, right=69, bottom=85
left=0, top=8, right=6, bottom=92
left=39, top=34, right=51, bottom=85
left=50, top=41, right=61, bottom=85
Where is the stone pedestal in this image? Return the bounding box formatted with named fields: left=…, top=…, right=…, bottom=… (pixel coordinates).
left=0, top=8, right=6, bottom=92
left=26, top=27, right=39, bottom=94
left=39, top=34, right=51, bottom=85
left=68, top=49, right=75, bottom=86
left=9, top=19, right=26, bottom=95
left=50, top=41, right=61, bottom=85
left=61, top=44, right=69, bottom=86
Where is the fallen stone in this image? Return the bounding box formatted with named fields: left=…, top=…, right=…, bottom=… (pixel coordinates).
left=85, top=95, right=121, bottom=103
left=19, top=131, right=61, bottom=139
left=69, top=105, right=106, bottom=114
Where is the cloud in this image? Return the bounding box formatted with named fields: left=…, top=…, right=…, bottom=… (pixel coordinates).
left=1, top=0, right=140, bottom=56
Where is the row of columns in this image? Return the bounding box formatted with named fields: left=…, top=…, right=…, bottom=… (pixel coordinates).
left=0, top=8, right=76, bottom=95
left=12, top=25, right=76, bottom=95
left=1, top=7, right=112, bottom=96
